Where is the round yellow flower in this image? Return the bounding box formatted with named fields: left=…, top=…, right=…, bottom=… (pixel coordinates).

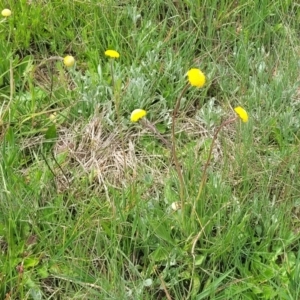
left=1, top=9, right=11, bottom=17
left=49, top=113, right=57, bottom=123
left=130, top=109, right=147, bottom=122
left=63, top=55, right=75, bottom=67
left=187, top=68, right=206, bottom=88
left=234, top=106, right=248, bottom=123
left=105, top=50, right=120, bottom=58
left=171, top=202, right=181, bottom=211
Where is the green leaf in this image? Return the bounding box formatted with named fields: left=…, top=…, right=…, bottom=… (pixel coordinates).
left=37, top=265, right=49, bottom=279
left=195, top=269, right=233, bottom=300
left=24, top=257, right=39, bottom=268
left=44, top=123, right=57, bottom=151
left=191, top=274, right=201, bottom=298
left=149, top=246, right=169, bottom=262
left=150, top=221, right=174, bottom=245
left=45, top=124, right=57, bottom=141
left=195, top=255, right=206, bottom=266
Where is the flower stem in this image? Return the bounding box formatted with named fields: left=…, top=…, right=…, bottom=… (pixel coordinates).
left=193, top=117, right=237, bottom=214
left=110, top=59, right=115, bottom=90
left=140, top=119, right=171, bottom=148
left=110, top=59, right=120, bottom=120
left=171, top=83, right=189, bottom=208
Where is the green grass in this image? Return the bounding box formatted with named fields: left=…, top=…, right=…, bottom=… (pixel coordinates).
left=1, top=0, right=300, bottom=299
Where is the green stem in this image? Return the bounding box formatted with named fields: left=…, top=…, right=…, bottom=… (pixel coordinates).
left=171, top=83, right=189, bottom=208
left=110, top=59, right=115, bottom=90
left=194, top=117, right=237, bottom=214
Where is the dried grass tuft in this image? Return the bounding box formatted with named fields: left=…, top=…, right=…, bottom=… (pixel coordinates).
left=54, top=114, right=169, bottom=193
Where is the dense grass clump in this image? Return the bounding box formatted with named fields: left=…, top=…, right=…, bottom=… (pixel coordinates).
left=0, top=1, right=300, bottom=299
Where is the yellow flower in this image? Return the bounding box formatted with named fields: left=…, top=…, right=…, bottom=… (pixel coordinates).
left=234, top=106, right=248, bottom=122
left=130, top=109, right=147, bottom=122
left=105, top=50, right=120, bottom=58
left=187, top=68, right=206, bottom=88
left=171, top=202, right=181, bottom=211
left=1, top=9, right=11, bottom=17
left=49, top=113, right=57, bottom=123
left=63, top=55, right=75, bottom=67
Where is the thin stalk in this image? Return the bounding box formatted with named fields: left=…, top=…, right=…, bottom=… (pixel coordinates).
left=141, top=118, right=171, bottom=148
left=110, top=59, right=115, bottom=90
left=40, top=151, right=69, bottom=190
left=110, top=59, right=120, bottom=122
left=171, top=83, right=189, bottom=207
left=2, top=59, right=14, bottom=120
left=194, top=117, right=237, bottom=212
left=110, top=58, right=123, bottom=217
left=51, top=150, right=70, bottom=186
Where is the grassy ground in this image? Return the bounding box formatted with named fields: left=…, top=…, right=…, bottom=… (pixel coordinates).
left=1, top=0, right=300, bottom=299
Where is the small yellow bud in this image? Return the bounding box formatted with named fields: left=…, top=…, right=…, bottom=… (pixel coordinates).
left=1, top=9, right=11, bottom=17
left=63, top=55, right=75, bottom=67
left=171, top=202, right=181, bottom=211
left=49, top=113, right=57, bottom=123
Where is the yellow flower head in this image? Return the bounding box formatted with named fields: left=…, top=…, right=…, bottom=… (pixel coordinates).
left=49, top=113, right=57, bottom=123
left=234, top=106, right=248, bottom=123
left=171, top=202, right=181, bottom=211
left=130, top=109, right=147, bottom=122
left=63, top=55, right=75, bottom=67
left=1, top=9, right=11, bottom=17
left=105, top=50, right=120, bottom=59
left=187, top=68, right=206, bottom=88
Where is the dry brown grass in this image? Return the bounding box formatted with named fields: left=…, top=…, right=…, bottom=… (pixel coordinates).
left=53, top=113, right=170, bottom=193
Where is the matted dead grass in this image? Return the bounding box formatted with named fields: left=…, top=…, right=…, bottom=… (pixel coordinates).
left=33, top=56, right=76, bottom=93
left=51, top=110, right=235, bottom=196
left=53, top=113, right=170, bottom=193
